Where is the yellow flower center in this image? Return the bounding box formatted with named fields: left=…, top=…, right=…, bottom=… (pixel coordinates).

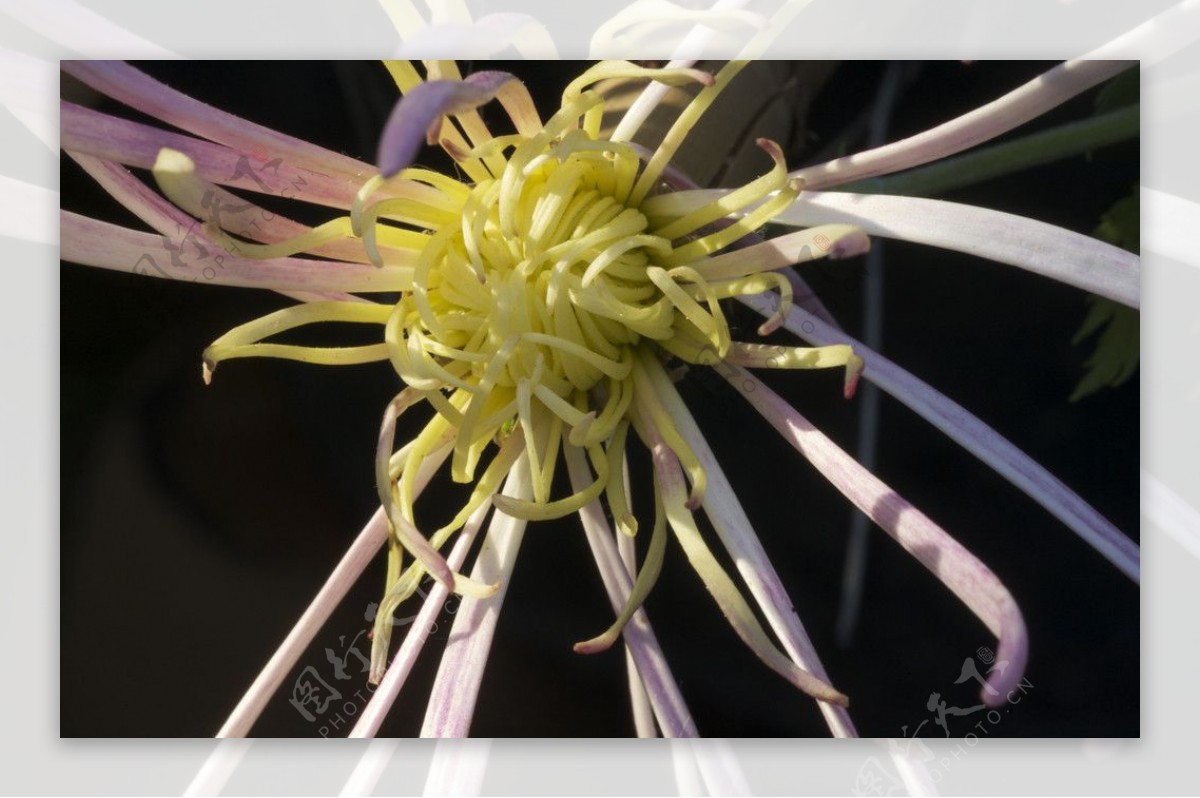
left=152, top=61, right=865, bottom=697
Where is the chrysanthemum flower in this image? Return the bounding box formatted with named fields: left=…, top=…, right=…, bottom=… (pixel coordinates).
left=60, top=59, right=1139, bottom=738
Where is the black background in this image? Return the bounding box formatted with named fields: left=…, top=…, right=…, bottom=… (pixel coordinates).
left=60, top=61, right=1138, bottom=737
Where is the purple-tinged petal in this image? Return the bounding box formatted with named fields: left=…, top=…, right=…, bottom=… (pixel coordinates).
left=377, top=72, right=516, bottom=177
left=725, top=363, right=1028, bottom=705
left=348, top=499, right=491, bottom=738
left=61, top=211, right=410, bottom=294
left=619, top=525, right=658, bottom=737
left=792, top=60, right=1132, bottom=190
left=740, top=293, right=1141, bottom=583
left=777, top=191, right=1140, bottom=308
left=420, top=461, right=532, bottom=738
left=63, top=62, right=372, bottom=180
left=62, top=102, right=368, bottom=210
left=565, top=444, right=697, bottom=738
left=67, top=150, right=401, bottom=268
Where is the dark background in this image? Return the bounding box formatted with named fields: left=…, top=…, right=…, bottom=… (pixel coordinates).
left=60, top=61, right=1139, bottom=737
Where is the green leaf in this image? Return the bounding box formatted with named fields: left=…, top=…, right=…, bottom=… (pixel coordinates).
left=1070, top=296, right=1139, bottom=402
left=1070, top=191, right=1139, bottom=401
left=1094, top=192, right=1139, bottom=254
left=1093, top=67, right=1139, bottom=116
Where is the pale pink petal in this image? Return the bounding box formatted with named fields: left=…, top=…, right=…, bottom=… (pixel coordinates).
left=61, top=211, right=409, bottom=294
left=618, top=533, right=658, bottom=738
left=63, top=62, right=373, bottom=182
left=66, top=151, right=405, bottom=267
left=348, top=500, right=492, bottom=738
left=565, top=444, right=697, bottom=737
left=776, top=191, right=1140, bottom=308
left=792, top=60, right=1132, bottom=190
left=419, top=462, right=532, bottom=738
left=217, top=508, right=386, bottom=738
left=62, top=102, right=366, bottom=210
left=216, top=445, right=451, bottom=737
left=725, top=363, right=1029, bottom=705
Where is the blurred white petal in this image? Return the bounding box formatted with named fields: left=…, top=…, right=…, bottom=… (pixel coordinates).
left=0, top=174, right=54, bottom=244
left=0, top=0, right=179, bottom=58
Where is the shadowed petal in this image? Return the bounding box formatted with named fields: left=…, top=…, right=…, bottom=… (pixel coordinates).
left=377, top=72, right=516, bottom=177
left=725, top=363, right=1028, bottom=705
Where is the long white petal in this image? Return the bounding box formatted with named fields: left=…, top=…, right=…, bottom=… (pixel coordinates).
left=419, top=460, right=532, bottom=738
left=646, top=188, right=1139, bottom=307
left=618, top=532, right=658, bottom=738
left=217, top=444, right=450, bottom=738
left=791, top=60, right=1131, bottom=189
left=0, top=47, right=56, bottom=148
left=0, top=174, right=54, bottom=244
left=0, top=0, right=179, bottom=58
left=1143, top=187, right=1200, bottom=269
left=1142, top=469, right=1200, bottom=561
left=348, top=500, right=492, bottom=738
left=779, top=191, right=1139, bottom=307
left=1083, top=0, right=1200, bottom=66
